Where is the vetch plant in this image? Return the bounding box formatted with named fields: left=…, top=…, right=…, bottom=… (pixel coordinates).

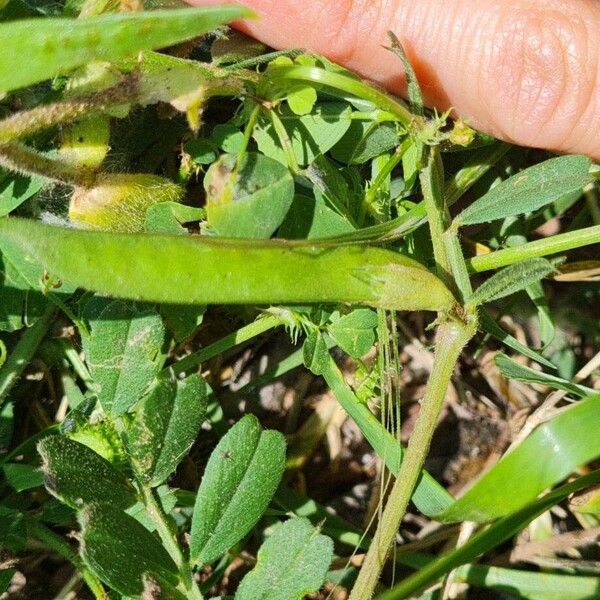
left=0, top=4, right=599, bottom=600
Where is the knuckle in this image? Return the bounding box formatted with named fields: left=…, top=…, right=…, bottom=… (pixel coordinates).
left=484, top=7, right=596, bottom=147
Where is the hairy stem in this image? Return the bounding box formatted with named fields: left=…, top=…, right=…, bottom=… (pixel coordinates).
left=266, top=65, right=413, bottom=127
left=0, top=78, right=137, bottom=144
left=168, top=314, right=281, bottom=376
left=420, top=146, right=454, bottom=283
left=0, top=142, right=95, bottom=187
left=467, top=224, right=600, bottom=272
left=349, top=318, right=476, bottom=599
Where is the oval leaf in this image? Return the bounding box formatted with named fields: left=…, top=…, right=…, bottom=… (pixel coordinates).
left=79, top=502, right=178, bottom=596
left=0, top=6, right=252, bottom=93
left=456, top=155, right=592, bottom=226
left=205, top=152, right=295, bottom=239
left=190, top=414, right=286, bottom=566
left=38, top=436, right=137, bottom=510
left=81, top=298, right=165, bottom=415
left=328, top=308, right=378, bottom=358
left=253, top=103, right=352, bottom=166
left=128, top=374, right=209, bottom=486
left=0, top=218, right=455, bottom=312
left=235, top=518, right=333, bottom=600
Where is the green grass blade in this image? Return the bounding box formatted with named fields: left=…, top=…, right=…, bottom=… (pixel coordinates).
left=0, top=218, right=455, bottom=312
left=437, top=394, right=600, bottom=522
left=453, top=564, right=600, bottom=600
left=378, top=469, right=600, bottom=599
left=0, top=6, right=252, bottom=93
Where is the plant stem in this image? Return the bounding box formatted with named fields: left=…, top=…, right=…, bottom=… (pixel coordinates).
left=443, top=231, right=473, bottom=303
left=26, top=516, right=106, bottom=599
left=0, top=142, right=95, bottom=187
left=168, top=314, right=281, bottom=376
left=467, top=225, right=600, bottom=272
left=236, top=102, right=261, bottom=165
left=268, top=107, right=301, bottom=174
left=0, top=305, right=56, bottom=408
left=349, top=318, right=476, bottom=600
left=419, top=146, right=453, bottom=287
left=266, top=65, right=413, bottom=127
left=0, top=79, right=137, bottom=144
left=361, top=138, right=410, bottom=223
left=139, top=483, right=203, bottom=600
left=223, top=47, right=304, bottom=71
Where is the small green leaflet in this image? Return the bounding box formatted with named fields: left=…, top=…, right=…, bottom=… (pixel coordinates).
left=386, top=32, right=424, bottom=115
left=328, top=308, right=378, bottom=359
left=79, top=502, right=179, bottom=596
left=456, top=155, right=592, bottom=226
left=0, top=173, right=43, bottom=217
left=205, top=152, right=295, bottom=239
left=253, top=103, right=352, bottom=166
left=81, top=298, right=165, bottom=415
left=38, top=435, right=137, bottom=510
left=1, top=463, right=43, bottom=492
left=495, top=353, right=594, bottom=398
left=235, top=518, right=333, bottom=600
left=479, top=309, right=555, bottom=369
left=190, top=415, right=286, bottom=567
left=127, top=374, right=209, bottom=486
left=468, top=258, right=555, bottom=308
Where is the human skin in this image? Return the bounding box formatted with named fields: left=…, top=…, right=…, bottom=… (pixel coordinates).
left=187, top=0, right=600, bottom=160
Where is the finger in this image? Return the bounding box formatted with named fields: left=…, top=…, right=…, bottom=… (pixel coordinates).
left=188, top=0, right=600, bottom=159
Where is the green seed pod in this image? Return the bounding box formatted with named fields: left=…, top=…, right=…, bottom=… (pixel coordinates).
left=69, top=173, right=184, bottom=232
left=0, top=218, right=457, bottom=313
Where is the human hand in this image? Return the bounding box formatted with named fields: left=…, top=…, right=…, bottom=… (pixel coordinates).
left=188, top=0, right=600, bottom=160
